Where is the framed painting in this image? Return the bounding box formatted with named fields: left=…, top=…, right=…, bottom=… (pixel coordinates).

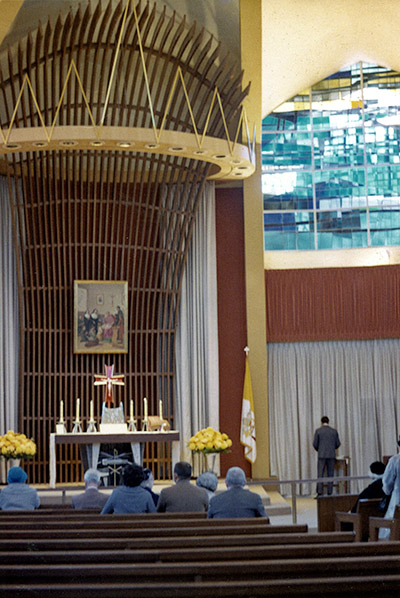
left=73, top=280, right=128, bottom=354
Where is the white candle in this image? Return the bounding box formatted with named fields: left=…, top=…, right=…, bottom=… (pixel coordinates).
left=159, top=400, right=163, bottom=418
left=60, top=400, right=64, bottom=421
left=90, top=400, right=94, bottom=420
left=76, top=398, right=80, bottom=421
left=130, top=400, right=134, bottom=420
left=144, top=397, right=148, bottom=419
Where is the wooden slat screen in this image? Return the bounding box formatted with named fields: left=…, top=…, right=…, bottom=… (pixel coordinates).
left=0, top=0, right=247, bottom=483
left=265, top=265, right=400, bottom=343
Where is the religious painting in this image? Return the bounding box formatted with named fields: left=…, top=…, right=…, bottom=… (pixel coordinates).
left=73, top=280, right=128, bottom=354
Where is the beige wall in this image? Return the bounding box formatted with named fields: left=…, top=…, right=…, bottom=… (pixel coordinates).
left=262, top=0, right=400, bottom=116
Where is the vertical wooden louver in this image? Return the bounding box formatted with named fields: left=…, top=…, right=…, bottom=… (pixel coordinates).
left=0, top=0, right=248, bottom=483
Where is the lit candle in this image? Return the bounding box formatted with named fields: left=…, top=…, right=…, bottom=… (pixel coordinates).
left=130, top=400, right=134, bottom=420
left=90, top=400, right=94, bottom=421
left=159, top=400, right=163, bottom=418
left=144, top=397, right=148, bottom=419
left=76, top=398, right=80, bottom=421
left=60, top=400, right=64, bottom=422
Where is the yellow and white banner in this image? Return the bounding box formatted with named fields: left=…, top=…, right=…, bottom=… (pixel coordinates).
left=240, top=354, right=256, bottom=463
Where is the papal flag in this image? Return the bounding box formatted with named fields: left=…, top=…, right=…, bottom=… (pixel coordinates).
left=240, top=351, right=256, bottom=463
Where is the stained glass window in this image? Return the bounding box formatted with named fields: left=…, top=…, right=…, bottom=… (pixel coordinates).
left=262, top=63, right=400, bottom=250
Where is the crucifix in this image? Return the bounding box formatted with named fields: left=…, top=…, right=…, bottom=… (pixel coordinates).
left=94, top=364, right=124, bottom=407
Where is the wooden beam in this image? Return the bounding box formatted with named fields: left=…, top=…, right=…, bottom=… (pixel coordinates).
left=0, top=0, right=24, bottom=47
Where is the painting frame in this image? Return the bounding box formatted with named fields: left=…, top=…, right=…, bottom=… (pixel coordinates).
left=73, top=280, right=128, bottom=354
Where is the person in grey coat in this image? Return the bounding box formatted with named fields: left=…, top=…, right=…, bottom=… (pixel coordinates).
left=313, top=416, right=341, bottom=496
left=72, top=468, right=108, bottom=511
left=207, top=467, right=268, bottom=519
left=157, top=461, right=208, bottom=513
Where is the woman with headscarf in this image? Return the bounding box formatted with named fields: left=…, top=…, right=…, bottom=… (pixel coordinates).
left=196, top=471, right=219, bottom=500
left=0, top=466, right=40, bottom=510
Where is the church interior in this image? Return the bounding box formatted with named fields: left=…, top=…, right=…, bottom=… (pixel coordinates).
left=1, top=1, right=400, bottom=594
left=0, top=0, right=400, bottom=510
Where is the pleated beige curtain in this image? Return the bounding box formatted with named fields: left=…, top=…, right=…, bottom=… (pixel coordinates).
left=0, top=176, right=19, bottom=481
left=268, top=339, right=400, bottom=495
left=175, top=182, right=220, bottom=475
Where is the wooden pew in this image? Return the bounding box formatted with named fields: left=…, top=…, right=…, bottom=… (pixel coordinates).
left=0, top=531, right=355, bottom=552
left=1, top=553, right=400, bottom=584
left=0, top=510, right=208, bottom=519
left=369, top=504, right=400, bottom=541
left=334, top=498, right=383, bottom=541
left=1, top=540, right=400, bottom=565
left=1, top=574, right=400, bottom=597
left=0, top=519, right=304, bottom=533
left=0, top=515, right=278, bottom=526
left=317, top=493, right=358, bottom=531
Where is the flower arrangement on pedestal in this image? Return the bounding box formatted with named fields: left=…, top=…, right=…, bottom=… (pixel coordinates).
left=188, top=427, right=232, bottom=472
left=189, top=427, right=232, bottom=454
left=0, top=431, right=37, bottom=460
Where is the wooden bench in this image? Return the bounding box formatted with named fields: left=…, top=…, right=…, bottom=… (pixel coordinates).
left=0, top=519, right=303, bottom=533
left=369, top=504, right=400, bottom=541
left=317, top=493, right=359, bottom=531
left=1, top=574, right=400, bottom=597
left=334, top=498, right=383, bottom=541
left=1, top=539, right=399, bottom=565
left=1, top=553, right=400, bottom=584
left=0, top=531, right=355, bottom=552
left=0, top=510, right=208, bottom=519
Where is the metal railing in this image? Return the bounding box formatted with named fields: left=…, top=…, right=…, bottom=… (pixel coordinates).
left=247, top=475, right=371, bottom=523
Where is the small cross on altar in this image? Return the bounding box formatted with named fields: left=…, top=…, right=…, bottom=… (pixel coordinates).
left=94, top=364, right=124, bottom=407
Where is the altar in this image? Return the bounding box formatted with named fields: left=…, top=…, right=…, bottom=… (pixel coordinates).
left=49, top=431, right=180, bottom=488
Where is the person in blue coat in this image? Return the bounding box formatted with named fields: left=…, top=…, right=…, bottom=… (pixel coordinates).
left=101, top=463, right=156, bottom=514
left=379, top=437, right=400, bottom=539
left=0, top=466, right=40, bottom=510
left=207, top=467, right=268, bottom=519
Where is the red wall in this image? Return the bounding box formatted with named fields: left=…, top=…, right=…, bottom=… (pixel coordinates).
left=215, top=187, right=251, bottom=477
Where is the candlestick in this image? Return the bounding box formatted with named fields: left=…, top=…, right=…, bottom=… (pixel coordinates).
left=159, top=400, right=163, bottom=418
left=72, top=398, right=82, bottom=433
left=128, top=399, right=137, bottom=431
left=144, top=397, right=148, bottom=420
left=90, top=400, right=94, bottom=421
left=60, top=400, right=64, bottom=422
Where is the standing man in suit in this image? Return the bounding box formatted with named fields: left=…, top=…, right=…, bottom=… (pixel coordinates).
left=72, top=468, right=108, bottom=511
left=157, top=461, right=209, bottom=513
left=313, top=416, right=341, bottom=496
left=207, top=467, right=268, bottom=519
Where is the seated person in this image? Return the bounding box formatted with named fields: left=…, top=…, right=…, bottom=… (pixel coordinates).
left=207, top=466, right=269, bottom=519
left=351, top=460, right=386, bottom=513
left=0, top=466, right=40, bottom=510
left=72, top=468, right=108, bottom=511
left=157, top=461, right=209, bottom=513
left=141, top=468, right=159, bottom=506
left=101, top=463, right=156, bottom=514
left=196, top=471, right=219, bottom=500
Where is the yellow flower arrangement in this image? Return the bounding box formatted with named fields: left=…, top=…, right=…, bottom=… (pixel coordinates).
left=188, top=426, right=232, bottom=454
left=0, top=430, right=37, bottom=460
